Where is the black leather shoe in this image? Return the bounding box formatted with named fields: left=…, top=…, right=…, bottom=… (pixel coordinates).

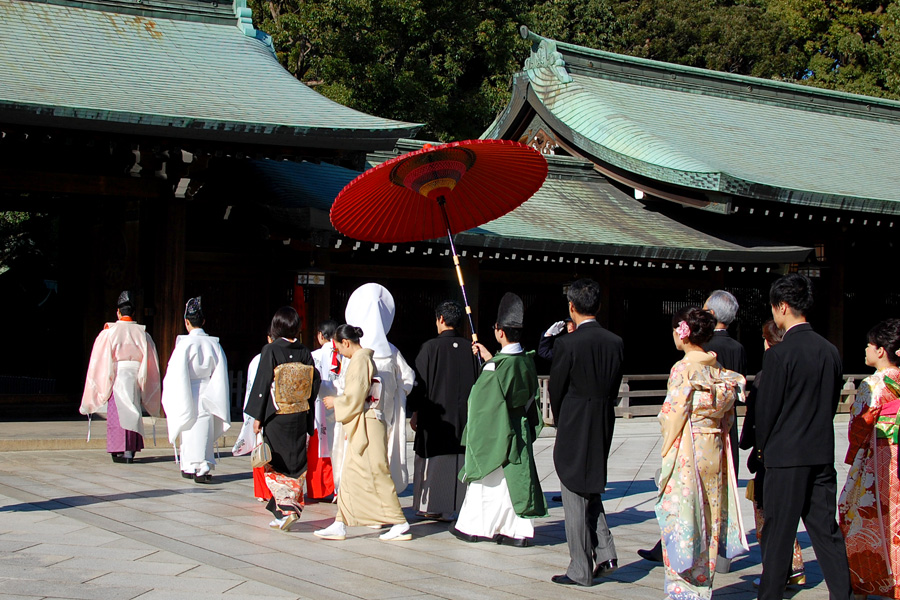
left=638, top=540, right=664, bottom=563
left=111, top=454, right=126, bottom=463
left=193, top=472, right=211, bottom=484
left=495, top=534, right=531, bottom=547
left=593, top=559, right=618, bottom=579
left=551, top=574, right=590, bottom=586
left=449, top=526, right=491, bottom=543
left=181, top=471, right=194, bottom=479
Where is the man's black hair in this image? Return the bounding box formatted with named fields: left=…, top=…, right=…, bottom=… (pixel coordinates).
left=769, top=273, right=814, bottom=316
left=499, top=326, right=523, bottom=344
left=435, top=300, right=464, bottom=329
left=567, top=279, right=601, bottom=316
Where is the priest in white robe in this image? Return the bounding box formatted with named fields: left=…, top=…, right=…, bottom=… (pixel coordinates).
left=161, top=297, right=230, bottom=483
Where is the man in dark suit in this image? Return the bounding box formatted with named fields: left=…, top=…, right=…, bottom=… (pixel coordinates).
left=756, top=274, right=852, bottom=600
left=549, top=279, right=624, bottom=587
left=703, top=290, right=747, bottom=573
left=703, top=290, right=748, bottom=376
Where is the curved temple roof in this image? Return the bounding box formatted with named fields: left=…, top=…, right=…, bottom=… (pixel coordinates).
left=0, top=0, right=420, bottom=149
left=485, top=29, right=900, bottom=214
left=255, top=146, right=810, bottom=264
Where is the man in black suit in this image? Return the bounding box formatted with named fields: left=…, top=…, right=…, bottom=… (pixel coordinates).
left=756, top=274, right=852, bottom=600
left=549, top=279, right=624, bottom=587
left=703, top=290, right=748, bottom=376
left=703, top=290, right=747, bottom=573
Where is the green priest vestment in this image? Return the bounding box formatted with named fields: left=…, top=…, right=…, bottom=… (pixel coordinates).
left=459, top=350, right=548, bottom=518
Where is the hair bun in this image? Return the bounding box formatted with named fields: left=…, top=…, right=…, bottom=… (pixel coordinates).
left=354, top=326, right=364, bottom=338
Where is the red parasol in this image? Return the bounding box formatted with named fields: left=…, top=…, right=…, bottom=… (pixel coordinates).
left=331, top=139, right=548, bottom=344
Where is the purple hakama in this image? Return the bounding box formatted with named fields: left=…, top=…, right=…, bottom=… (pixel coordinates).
left=106, top=392, right=144, bottom=454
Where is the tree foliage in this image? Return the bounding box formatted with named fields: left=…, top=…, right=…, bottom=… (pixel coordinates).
left=0, top=212, right=45, bottom=274
left=249, top=0, right=533, bottom=140
left=249, top=0, right=900, bottom=141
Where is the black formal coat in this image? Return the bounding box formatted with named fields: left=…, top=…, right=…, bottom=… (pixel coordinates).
left=410, top=329, right=478, bottom=458
left=245, top=338, right=320, bottom=478
left=703, top=330, right=747, bottom=375
left=755, top=323, right=842, bottom=468
left=549, top=320, right=624, bottom=494
left=704, top=329, right=746, bottom=467
left=537, top=331, right=563, bottom=361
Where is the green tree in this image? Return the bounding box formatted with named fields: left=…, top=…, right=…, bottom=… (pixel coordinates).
left=766, top=0, right=896, bottom=99
left=0, top=212, right=36, bottom=274
left=250, top=0, right=900, bottom=140
left=608, top=0, right=801, bottom=78
left=250, top=0, right=533, bottom=141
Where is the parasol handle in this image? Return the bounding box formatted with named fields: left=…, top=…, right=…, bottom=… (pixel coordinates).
left=437, top=197, right=481, bottom=364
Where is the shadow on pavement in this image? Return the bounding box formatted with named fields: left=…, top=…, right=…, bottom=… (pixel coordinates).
left=0, top=488, right=213, bottom=512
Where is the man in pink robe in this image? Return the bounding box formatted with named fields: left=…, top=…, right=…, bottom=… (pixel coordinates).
left=80, top=291, right=162, bottom=463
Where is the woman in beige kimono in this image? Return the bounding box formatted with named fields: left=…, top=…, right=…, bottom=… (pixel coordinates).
left=314, top=324, right=411, bottom=542
left=656, top=306, right=747, bottom=600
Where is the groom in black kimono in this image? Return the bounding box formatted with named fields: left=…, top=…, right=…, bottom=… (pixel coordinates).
left=410, top=300, right=479, bottom=521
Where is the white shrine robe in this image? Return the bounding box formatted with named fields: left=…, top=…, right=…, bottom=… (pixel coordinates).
left=161, top=328, right=230, bottom=473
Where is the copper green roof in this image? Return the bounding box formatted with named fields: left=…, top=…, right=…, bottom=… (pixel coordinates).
left=484, top=28, right=900, bottom=214
left=0, top=0, right=420, bottom=150
left=456, top=156, right=809, bottom=263
left=359, top=144, right=808, bottom=263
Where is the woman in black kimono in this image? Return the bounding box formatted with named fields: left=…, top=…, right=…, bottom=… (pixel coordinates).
left=247, top=306, right=320, bottom=531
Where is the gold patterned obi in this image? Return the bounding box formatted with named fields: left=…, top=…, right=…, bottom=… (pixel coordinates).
left=272, top=362, right=314, bottom=414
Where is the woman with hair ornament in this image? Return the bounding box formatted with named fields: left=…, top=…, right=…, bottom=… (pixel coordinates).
left=314, top=324, right=411, bottom=542
left=839, top=318, right=900, bottom=600
left=655, top=307, right=748, bottom=600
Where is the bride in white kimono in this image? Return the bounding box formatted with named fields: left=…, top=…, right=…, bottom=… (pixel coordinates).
left=339, top=283, right=416, bottom=495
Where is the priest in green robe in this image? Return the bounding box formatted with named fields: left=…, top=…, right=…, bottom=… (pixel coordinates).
left=450, top=293, right=548, bottom=547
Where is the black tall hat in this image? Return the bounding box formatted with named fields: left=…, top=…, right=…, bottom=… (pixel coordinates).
left=184, top=296, right=203, bottom=319
left=496, top=292, right=524, bottom=329
left=117, top=290, right=133, bottom=308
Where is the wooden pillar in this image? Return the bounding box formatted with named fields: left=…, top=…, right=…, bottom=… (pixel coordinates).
left=826, top=236, right=845, bottom=358
left=154, top=197, right=185, bottom=373
left=598, top=263, right=612, bottom=328
left=462, top=255, right=480, bottom=342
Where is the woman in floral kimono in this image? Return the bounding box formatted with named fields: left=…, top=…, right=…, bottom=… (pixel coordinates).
left=656, top=306, right=748, bottom=600
left=247, top=307, right=320, bottom=531
left=839, top=318, right=900, bottom=600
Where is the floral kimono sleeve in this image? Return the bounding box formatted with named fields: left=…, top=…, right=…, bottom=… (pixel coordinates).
left=660, top=361, right=693, bottom=457
left=845, top=378, right=878, bottom=465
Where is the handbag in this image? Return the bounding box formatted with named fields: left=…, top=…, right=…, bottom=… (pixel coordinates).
left=250, top=432, right=272, bottom=468
left=272, top=362, right=314, bottom=414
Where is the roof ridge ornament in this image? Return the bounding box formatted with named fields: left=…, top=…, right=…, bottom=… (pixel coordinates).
left=233, top=0, right=274, bottom=52
left=520, top=26, right=573, bottom=85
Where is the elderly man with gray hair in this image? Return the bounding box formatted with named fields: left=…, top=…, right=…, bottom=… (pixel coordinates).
left=704, top=289, right=747, bottom=574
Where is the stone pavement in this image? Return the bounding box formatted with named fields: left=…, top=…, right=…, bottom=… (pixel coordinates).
left=0, top=416, right=851, bottom=600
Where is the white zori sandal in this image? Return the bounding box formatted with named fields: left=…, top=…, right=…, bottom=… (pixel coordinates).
left=379, top=522, right=411, bottom=541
